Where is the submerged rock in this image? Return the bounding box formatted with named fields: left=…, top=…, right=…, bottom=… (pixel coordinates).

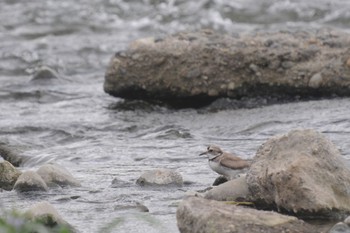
left=136, top=168, right=183, bottom=187
left=247, top=129, right=350, bottom=218
left=14, top=171, right=48, bottom=192
left=37, top=164, right=81, bottom=188
left=0, top=160, right=21, bottom=191
left=176, top=196, right=320, bottom=233
left=30, top=66, right=60, bottom=84
left=104, top=29, right=350, bottom=107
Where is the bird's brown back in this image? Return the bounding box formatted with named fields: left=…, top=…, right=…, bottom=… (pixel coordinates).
left=217, top=152, right=250, bottom=170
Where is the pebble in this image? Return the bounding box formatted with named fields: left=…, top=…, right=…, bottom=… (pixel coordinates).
left=309, top=73, right=323, bottom=88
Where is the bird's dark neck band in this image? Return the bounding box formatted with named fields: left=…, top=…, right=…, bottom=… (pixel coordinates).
left=209, top=152, right=223, bottom=161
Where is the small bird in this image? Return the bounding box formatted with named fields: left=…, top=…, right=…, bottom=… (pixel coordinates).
left=199, top=145, right=251, bottom=179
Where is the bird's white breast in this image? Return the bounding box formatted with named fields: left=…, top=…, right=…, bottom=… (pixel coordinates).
left=208, top=160, right=238, bottom=179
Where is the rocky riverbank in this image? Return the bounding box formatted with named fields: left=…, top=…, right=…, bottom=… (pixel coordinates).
left=104, top=29, right=350, bottom=107
left=177, top=129, right=350, bottom=233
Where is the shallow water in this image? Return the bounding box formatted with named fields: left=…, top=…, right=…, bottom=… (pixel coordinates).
left=1, top=1, right=350, bottom=232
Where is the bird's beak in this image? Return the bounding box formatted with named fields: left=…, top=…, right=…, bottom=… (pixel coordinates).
left=199, top=151, right=208, bottom=156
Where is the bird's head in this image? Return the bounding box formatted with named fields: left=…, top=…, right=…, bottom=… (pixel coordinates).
left=199, top=145, right=223, bottom=159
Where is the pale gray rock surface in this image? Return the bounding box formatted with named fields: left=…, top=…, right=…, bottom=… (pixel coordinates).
left=25, top=201, right=75, bottom=231
left=0, top=160, right=21, bottom=191
left=176, top=196, right=321, bottom=233
left=204, top=176, right=250, bottom=201
left=13, top=171, right=48, bottom=192
left=247, top=129, right=350, bottom=217
left=104, top=29, right=350, bottom=107
left=136, top=168, right=183, bottom=186
left=37, top=163, right=81, bottom=188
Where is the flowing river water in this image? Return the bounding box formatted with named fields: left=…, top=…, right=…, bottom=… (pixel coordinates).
left=1, top=1, right=350, bottom=232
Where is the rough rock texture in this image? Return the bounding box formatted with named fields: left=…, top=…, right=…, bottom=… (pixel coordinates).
left=246, top=129, right=350, bottom=218
left=136, top=168, right=183, bottom=186
left=25, top=201, right=75, bottom=231
left=104, top=29, right=350, bottom=107
left=204, top=176, right=250, bottom=201
left=37, top=164, right=81, bottom=187
left=176, top=196, right=321, bottom=233
left=13, top=171, right=49, bottom=192
left=0, top=143, right=24, bottom=166
left=0, top=161, right=21, bottom=191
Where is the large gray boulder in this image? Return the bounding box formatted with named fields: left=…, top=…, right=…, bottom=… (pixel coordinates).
left=0, top=160, right=21, bottom=191
left=37, top=164, right=81, bottom=188
left=176, top=196, right=320, bottom=233
left=13, top=171, right=48, bottom=192
left=246, top=129, right=350, bottom=217
left=136, top=168, right=183, bottom=187
left=104, top=29, right=350, bottom=107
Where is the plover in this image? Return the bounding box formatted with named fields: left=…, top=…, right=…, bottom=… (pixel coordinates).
left=199, top=145, right=250, bottom=179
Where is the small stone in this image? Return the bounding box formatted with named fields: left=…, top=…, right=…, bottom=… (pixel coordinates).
left=30, top=66, right=59, bottom=83
left=249, top=64, right=259, bottom=73
left=202, top=76, right=208, bottom=80
left=346, top=58, right=350, bottom=67
left=208, top=89, right=219, bottom=96
left=281, top=61, right=294, bottom=69
left=14, top=171, right=48, bottom=192
left=309, top=73, right=323, bottom=88
left=186, top=69, right=201, bottom=79
left=220, top=84, right=227, bottom=89
left=227, top=82, right=235, bottom=90
left=136, top=168, right=183, bottom=187
left=191, top=87, right=202, bottom=95
left=345, top=216, right=350, bottom=225
left=329, top=222, right=350, bottom=233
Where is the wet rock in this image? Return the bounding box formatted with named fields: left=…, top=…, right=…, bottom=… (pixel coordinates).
left=329, top=216, right=350, bottom=233
left=329, top=222, right=350, bottom=233
left=30, top=66, right=60, bottom=84
left=111, top=177, right=130, bottom=188
left=176, top=196, right=319, bottom=233
left=25, top=201, right=75, bottom=231
left=205, top=176, right=250, bottom=201
left=14, top=171, right=48, bottom=192
left=0, top=143, right=24, bottom=166
left=114, top=202, right=149, bottom=212
left=247, top=129, right=350, bottom=218
left=309, top=72, right=323, bottom=88
left=212, top=175, right=228, bottom=186
left=0, top=160, right=21, bottom=191
left=136, top=168, right=183, bottom=187
left=37, top=163, right=81, bottom=188
left=104, top=29, right=350, bottom=107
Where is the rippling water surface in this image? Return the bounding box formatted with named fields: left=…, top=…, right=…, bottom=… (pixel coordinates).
left=1, top=1, right=350, bottom=232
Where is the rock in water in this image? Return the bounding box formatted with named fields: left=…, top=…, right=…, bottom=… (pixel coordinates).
left=176, top=196, right=319, bottom=233
left=30, top=66, right=60, bottom=84
left=25, top=201, right=75, bottom=231
left=0, top=161, right=21, bottom=191
left=37, top=164, right=81, bottom=188
left=136, top=168, right=183, bottom=187
left=247, top=129, right=350, bottom=217
left=104, top=30, right=350, bottom=107
left=14, top=171, right=48, bottom=192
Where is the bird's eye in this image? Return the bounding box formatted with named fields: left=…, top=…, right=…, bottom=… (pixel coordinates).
left=209, top=149, right=213, bottom=152
left=207, top=146, right=210, bottom=150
